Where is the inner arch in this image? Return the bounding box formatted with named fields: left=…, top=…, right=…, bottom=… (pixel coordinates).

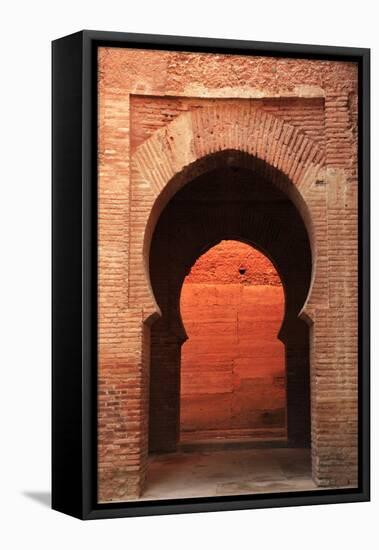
left=180, top=240, right=286, bottom=444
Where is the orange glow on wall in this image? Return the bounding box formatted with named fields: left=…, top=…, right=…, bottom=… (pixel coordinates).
left=180, top=240, right=286, bottom=442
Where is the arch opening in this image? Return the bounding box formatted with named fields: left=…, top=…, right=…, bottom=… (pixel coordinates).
left=179, top=240, right=286, bottom=446
left=148, top=156, right=312, bottom=455
left=142, top=149, right=316, bottom=328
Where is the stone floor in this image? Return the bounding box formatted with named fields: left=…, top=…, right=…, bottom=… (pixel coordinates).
left=140, top=448, right=323, bottom=500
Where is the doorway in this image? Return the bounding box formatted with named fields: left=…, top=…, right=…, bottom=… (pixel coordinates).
left=145, top=154, right=313, bottom=499
left=180, top=240, right=286, bottom=447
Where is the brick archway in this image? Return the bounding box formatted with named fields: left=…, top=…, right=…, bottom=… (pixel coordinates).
left=131, top=105, right=324, bottom=325
left=98, top=103, right=357, bottom=502
left=148, top=159, right=312, bottom=456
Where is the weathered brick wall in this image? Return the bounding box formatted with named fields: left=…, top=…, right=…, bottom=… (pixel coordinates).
left=180, top=241, right=286, bottom=441
left=130, top=96, right=325, bottom=153
left=98, top=48, right=358, bottom=501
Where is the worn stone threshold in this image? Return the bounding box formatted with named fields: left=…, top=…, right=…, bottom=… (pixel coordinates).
left=178, top=437, right=288, bottom=452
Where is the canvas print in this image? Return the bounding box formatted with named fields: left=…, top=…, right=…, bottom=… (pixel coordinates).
left=97, top=46, right=359, bottom=503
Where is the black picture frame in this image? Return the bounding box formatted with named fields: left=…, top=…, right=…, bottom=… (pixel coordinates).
left=52, top=30, right=370, bottom=520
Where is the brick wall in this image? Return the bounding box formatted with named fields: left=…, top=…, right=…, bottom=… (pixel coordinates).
left=130, top=96, right=325, bottom=153
left=98, top=48, right=358, bottom=501
left=180, top=241, right=286, bottom=442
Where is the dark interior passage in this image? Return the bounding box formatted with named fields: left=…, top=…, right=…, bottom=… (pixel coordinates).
left=149, top=152, right=312, bottom=454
